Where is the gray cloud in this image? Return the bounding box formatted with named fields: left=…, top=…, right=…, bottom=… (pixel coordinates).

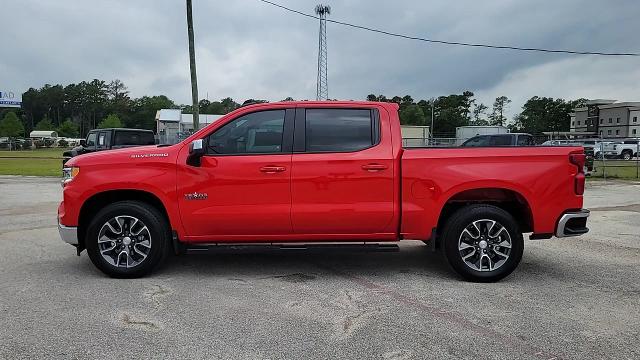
left=2, top=0, right=639, bottom=119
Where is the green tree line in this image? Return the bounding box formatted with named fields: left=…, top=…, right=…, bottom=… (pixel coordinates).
left=0, top=78, right=587, bottom=139
left=367, top=93, right=586, bottom=136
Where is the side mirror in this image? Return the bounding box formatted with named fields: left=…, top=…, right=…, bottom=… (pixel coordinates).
left=187, top=139, right=205, bottom=166
left=79, top=139, right=86, bottom=147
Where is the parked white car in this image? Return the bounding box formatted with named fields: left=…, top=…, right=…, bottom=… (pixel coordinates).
left=607, top=139, right=640, bottom=160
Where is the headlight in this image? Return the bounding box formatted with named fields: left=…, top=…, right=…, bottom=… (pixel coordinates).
left=62, top=166, right=80, bottom=187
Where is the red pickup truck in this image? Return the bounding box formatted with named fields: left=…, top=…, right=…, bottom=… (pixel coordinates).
left=58, top=101, right=589, bottom=281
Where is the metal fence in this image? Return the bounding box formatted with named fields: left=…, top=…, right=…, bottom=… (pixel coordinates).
left=402, top=137, right=461, bottom=147
left=593, top=142, right=640, bottom=179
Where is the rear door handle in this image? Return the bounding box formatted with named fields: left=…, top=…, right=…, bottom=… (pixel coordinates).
left=361, top=163, right=388, bottom=172
left=259, top=166, right=286, bottom=173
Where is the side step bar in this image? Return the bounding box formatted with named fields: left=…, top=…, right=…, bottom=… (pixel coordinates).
left=184, top=242, right=400, bottom=253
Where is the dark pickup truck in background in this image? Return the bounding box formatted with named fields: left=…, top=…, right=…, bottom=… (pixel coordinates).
left=461, top=133, right=535, bottom=147
left=62, top=128, right=155, bottom=165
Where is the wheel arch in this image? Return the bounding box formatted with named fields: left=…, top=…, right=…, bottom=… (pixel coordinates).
left=436, top=187, right=534, bottom=235
left=77, top=189, right=171, bottom=251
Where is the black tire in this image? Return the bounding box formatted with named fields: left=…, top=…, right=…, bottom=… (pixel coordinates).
left=441, top=204, right=523, bottom=282
left=86, top=201, right=171, bottom=278
left=621, top=150, right=632, bottom=161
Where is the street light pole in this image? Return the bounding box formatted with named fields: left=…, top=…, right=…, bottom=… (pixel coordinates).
left=186, top=0, right=199, bottom=131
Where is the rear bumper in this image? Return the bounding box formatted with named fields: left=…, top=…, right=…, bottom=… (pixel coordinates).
left=555, top=209, right=590, bottom=238
left=58, top=221, right=78, bottom=245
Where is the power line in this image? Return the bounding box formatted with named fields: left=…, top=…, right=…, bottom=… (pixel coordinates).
left=257, top=0, right=640, bottom=57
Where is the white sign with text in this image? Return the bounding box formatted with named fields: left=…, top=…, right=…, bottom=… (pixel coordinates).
left=0, top=89, right=21, bottom=107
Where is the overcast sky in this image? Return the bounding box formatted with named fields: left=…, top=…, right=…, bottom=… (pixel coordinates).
left=2, top=0, right=639, bottom=119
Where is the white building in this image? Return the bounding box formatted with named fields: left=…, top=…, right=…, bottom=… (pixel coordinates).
left=400, top=126, right=430, bottom=147
left=155, top=109, right=223, bottom=144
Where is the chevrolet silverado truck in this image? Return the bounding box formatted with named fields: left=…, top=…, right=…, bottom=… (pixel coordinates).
left=58, top=101, right=589, bottom=282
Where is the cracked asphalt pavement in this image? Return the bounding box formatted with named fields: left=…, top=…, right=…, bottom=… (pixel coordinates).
left=0, top=176, right=639, bottom=359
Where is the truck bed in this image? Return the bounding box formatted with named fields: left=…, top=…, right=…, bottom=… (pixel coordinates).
left=400, top=146, right=584, bottom=239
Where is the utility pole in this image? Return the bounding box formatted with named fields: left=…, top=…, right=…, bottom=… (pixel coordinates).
left=315, top=5, right=330, bottom=101
left=430, top=97, right=435, bottom=144
left=186, top=0, right=199, bottom=131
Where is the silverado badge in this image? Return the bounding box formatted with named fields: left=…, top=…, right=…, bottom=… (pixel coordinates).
left=184, top=192, right=208, bottom=200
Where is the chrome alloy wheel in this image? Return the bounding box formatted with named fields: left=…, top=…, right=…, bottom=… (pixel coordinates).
left=458, top=219, right=512, bottom=272
left=97, top=216, right=152, bottom=268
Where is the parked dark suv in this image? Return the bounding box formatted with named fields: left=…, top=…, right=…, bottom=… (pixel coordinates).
left=461, top=133, right=535, bottom=147
left=63, top=128, right=155, bottom=165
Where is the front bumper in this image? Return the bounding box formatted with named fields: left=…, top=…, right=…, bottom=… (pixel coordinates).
left=58, top=221, right=78, bottom=245
left=555, top=209, right=590, bottom=238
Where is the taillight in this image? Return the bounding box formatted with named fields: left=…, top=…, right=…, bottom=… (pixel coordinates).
left=569, top=153, right=585, bottom=195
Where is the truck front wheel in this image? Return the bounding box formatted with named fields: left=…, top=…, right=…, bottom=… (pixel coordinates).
left=86, top=201, right=171, bottom=278
left=441, top=205, right=524, bottom=282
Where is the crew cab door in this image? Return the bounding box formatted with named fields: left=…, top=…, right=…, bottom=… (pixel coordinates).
left=290, top=107, right=395, bottom=237
left=177, top=109, right=294, bottom=239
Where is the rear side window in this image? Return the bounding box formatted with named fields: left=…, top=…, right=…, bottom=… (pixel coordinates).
left=305, top=109, right=376, bottom=152
left=97, top=131, right=111, bottom=149
left=490, top=135, right=512, bottom=146
left=114, top=131, right=155, bottom=146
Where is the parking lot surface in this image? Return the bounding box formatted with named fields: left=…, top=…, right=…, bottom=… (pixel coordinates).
left=0, top=176, right=639, bottom=360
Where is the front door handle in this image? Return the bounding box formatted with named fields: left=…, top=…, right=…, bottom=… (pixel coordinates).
left=362, top=163, right=388, bottom=172
left=259, top=165, right=286, bottom=173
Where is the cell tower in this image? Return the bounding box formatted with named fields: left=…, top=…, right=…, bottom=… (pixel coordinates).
left=315, top=4, right=330, bottom=101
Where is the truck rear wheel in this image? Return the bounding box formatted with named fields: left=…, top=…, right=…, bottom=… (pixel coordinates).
left=441, top=205, right=523, bottom=282
left=85, top=201, right=170, bottom=278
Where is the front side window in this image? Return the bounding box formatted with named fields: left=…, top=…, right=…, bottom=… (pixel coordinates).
left=305, top=109, right=375, bottom=152
left=206, top=110, right=285, bottom=154
left=462, top=136, right=490, bottom=147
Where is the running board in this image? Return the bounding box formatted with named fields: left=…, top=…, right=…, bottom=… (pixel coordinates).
left=185, top=242, right=400, bottom=253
